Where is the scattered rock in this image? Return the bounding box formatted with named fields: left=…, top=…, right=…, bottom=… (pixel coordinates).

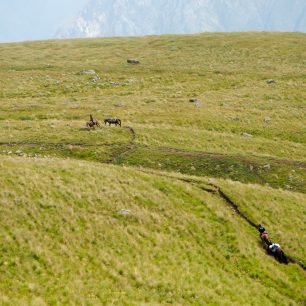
left=91, top=75, right=101, bottom=83
left=288, top=175, right=294, bottom=181
left=117, top=209, right=131, bottom=215
left=284, top=185, right=292, bottom=190
left=15, top=150, right=23, bottom=156
left=114, top=103, right=125, bottom=108
left=189, top=98, right=201, bottom=107
left=261, top=164, right=271, bottom=171
left=79, top=69, right=96, bottom=75
left=110, top=81, right=121, bottom=86
left=266, top=79, right=276, bottom=85
left=36, top=92, right=46, bottom=97
left=264, top=116, right=272, bottom=123
left=127, top=59, right=140, bottom=64
left=249, top=165, right=254, bottom=171
left=109, top=81, right=131, bottom=86
left=240, top=132, right=253, bottom=137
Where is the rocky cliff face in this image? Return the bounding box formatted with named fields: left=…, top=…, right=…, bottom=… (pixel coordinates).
left=56, top=0, right=306, bottom=38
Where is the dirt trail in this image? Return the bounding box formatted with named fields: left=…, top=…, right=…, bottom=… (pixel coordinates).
left=156, top=146, right=306, bottom=169
left=1, top=132, right=305, bottom=270
left=138, top=169, right=306, bottom=271
left=125, top=126, right=136, bottom=143
left=104, top=126, right=136, bottom=163
left=1, top=137, right=305, bottom=170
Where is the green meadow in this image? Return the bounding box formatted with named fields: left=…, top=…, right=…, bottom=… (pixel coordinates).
left=0, top=32, right=305, bottom=304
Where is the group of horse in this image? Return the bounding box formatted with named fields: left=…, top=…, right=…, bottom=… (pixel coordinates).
left=86, top=114, right=121, bottom=129
left=258, top=225, right=288, bottom=264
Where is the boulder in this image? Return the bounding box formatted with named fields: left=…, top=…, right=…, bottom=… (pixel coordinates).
left=262, top=164, right=271, bottom=171
left=91, top=75, right=101, bottom=83
left=79, top=69, right=96, bottom=75
left=117, top=209, right=131, bottom=215
left=266, top=79, right=276, bottom=85
left=264, top=116, right=272, bottom=123
left=240, top=132, right=253, bottom=137
left=127, top=59, right=140, bottom=64
left=189, top=98, right=201, bottom=107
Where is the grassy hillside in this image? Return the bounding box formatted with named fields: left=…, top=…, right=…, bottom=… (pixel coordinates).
left=0, top=33, right=305, bottom=191
left=0, top=33, right=305, bottom=304
left=0, top=156, right=305, bottom=305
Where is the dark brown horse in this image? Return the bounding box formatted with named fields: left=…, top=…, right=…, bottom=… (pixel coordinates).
left=268, top=244, right=288, bottom=264
left=104, top=118, right=121, bottom=126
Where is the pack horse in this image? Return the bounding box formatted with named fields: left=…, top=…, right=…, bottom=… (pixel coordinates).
left=104, top=118, right=121, bottom=126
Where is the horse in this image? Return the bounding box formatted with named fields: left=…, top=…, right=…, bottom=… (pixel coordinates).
left=86, top=114, right=101, bottom=129
left=267, top=244, right=288, bottom=264
left=104, top=118, right=121, bottom=126
left=86, top=120, right=101, bottom=129
left=270, top=248, right=288, bottom=264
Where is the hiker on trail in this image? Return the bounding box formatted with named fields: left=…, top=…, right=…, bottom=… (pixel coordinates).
left=257, top=224, right=272, bottom=246
left=90, top=114, right=95, bottom=124
left=257, top=225, right=289, bottom=264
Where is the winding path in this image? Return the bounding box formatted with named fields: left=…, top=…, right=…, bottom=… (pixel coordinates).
left=0, top=126, right=305, bottom=270
left=138, top=169, right=306, bottom=271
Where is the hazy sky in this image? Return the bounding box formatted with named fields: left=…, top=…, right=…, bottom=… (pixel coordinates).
left=0, top=0, right=89, bottom=42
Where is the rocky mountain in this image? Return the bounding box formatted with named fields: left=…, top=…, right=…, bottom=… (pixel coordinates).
left=57, top=0, right=306, bottom=38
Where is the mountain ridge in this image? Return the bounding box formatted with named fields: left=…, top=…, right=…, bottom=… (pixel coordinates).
left=57, top=0, right=306, bottom=38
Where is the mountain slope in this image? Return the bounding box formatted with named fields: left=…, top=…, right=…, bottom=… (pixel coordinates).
left=0, top=31, right=306, bottom=304
left=57, top=0, right=306, bottom=38
left=0, top=156, right=305, bottom=304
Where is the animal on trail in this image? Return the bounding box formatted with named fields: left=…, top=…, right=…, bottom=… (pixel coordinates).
left=104, top=118, right=121, bottom=126
left=257, top=225, right=272, bottom=248
left=86, top=114, right=101, bottom=129
left=257, top=225, right=288, bottom=264
left=268, top=243, right=288, bottom=264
